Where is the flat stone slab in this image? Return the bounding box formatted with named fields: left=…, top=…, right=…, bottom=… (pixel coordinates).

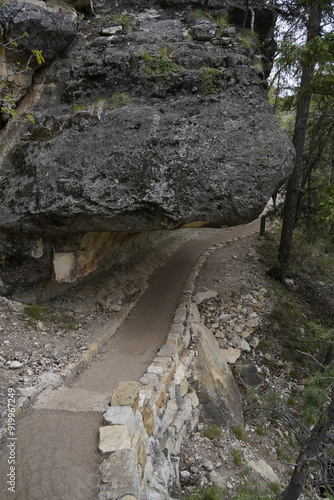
left=98, top=449, right=140, bottom=499
left=193, top=287, right=218, bottom=305
left=247, top=459, right=281, bottom=484
left=33, top=388, right=110, bottom=412
left=220, top=348, right=241, bottom=364
left=103, top=406, right=136, bottom=436
left=239, top=364, right=265, bottom=389
left=99, top=425, right=132, bottom=453
left=111, top=381, right=139, bottom=411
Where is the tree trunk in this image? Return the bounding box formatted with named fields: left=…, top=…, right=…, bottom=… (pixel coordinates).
left=281, top=396, right=334, bottom=500
left=275, top=4, right=323, bottom=277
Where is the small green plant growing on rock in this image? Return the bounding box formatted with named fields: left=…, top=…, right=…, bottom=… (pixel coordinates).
left=256, top=425, right=266, bottom=436
left=24, top=304, right=52, bottom=321
left=204, top=425, right=221, bottom=439
left=143, top=51, right=184, bottom=76
left=72, top=93, right=131, bottom=115
left=72, top=103, right=86, bottom=113
left=232, top=476, right=281, bottom=498
left=140, top=50, right=153, bottom=62
left=238, top=29, right=259, bottom=51
left=197, top=67, right=222, bottom=95
left=182, top=485, right=226, bottom=499
left=232, top=448, right=244, bottom=467
left=251, top=56, right=263, bottom=71
left=189, top=10, right=229, bottom=35
left=114, top=13, right=135, bottom=31
left=233, top=425, right=246, bottom=440
left=107, top=92, right=131, bottom=110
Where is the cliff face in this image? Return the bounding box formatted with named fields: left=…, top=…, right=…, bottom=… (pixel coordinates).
left=0, top=0, right=294, bottom=295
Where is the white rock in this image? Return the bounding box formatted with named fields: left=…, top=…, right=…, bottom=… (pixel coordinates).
left=98, top=425, right=132, bottom=453
left=219, top=313, right=231, bottom=322
left=209, top=470, right=227, bottom=489
left=215, top=330, right=225, bottom=339
left=249, top=336, right=260, bottom=349
left=9, top=361, right=23, bottom=369
left=100, top=25, right=123, bottom=36
left=103, top=406, right=136, bottom=437
left=193, top=288, right=218, bottom=305
left=235, top=324, right=245, bottom=334
left=203, top=459, right=214, bottom=471
left=220, top=348, right=241, bottom=364
left=18, top=386, right=38, bottom=398
left=247, top=459, right=281, bottom=484
left=37, top=372, right=64, bottom=391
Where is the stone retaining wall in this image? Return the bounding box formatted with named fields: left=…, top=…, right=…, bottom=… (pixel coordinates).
left=97, top=232, right=256, bottom=500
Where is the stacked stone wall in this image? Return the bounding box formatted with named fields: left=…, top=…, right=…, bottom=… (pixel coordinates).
left=97, top=233, right=255, bottom=499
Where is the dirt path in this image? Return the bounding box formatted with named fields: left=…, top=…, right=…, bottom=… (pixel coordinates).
left=0, top=220, right=259, bottom=500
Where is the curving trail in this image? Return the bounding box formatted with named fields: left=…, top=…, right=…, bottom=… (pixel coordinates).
left=0, top=220, right=259, bottom=500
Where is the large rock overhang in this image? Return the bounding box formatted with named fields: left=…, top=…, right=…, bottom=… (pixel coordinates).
left=0, top=0, right=295, bottom=294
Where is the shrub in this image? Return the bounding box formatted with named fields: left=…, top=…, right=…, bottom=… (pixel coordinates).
left=182, top=485, right=226, bottom=500
left=107, top=92, right=131, bottom=110
left=233, top=425, right=246, bottom=440
left=144, top=55, right=184, bottom=76
left=24, top=304, right=52, bottom=321
left=232, top=448, right=243, bottom=467
left=204, top=425, right=221, bottom=439
left=197, top=67, right=222, bottom=95
left=238, top=29, right=259, bottom=51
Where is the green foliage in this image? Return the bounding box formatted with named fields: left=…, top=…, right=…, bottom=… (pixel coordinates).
left=64, top=322, right=77, bottom=330
left=140, top=50, right=153, bottom=62
left=182, top=474, right=281, bottom=499
left=317, top=184, right=334, bottom=225
left=232, top=448, right=244, bottom=467
left=197, top=67, right=222, bottom=95
left=143, top=50, right=184, bottom=76
left=303, top=364, right=334, bottom=426
left=114, top=13, right=135, bottom=31
left=231, top=477, right=281, bottom=499
left=181, top=485, right=226, bottom=500
left=24, top=304, right=52, bottom=321
left=189, top=9, right=229, bottom=32
left=238, top=30, right=259, bottom=51
left=250, top=56, right=263, bottom=71
left=203, top=425, right=221, bottom=439
left=255, top=426, right=266, bottom=436
left=25, top=113, right=35, bottom=124
left=0, top=31, right=45, bottom=119
left=32, top=49, right=45, bottom=65
left=72, top=93, right=131, bottom=114
left=233, top=425, right=246, bottom=441
left=72, top=103, right=86, bottom=112
left=106, top=92, right=131, bottom=109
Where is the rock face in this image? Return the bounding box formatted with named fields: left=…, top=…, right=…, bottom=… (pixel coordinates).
left=0, top=0, right=294, bottom=294
left=192, top=322, right=243, bottom=425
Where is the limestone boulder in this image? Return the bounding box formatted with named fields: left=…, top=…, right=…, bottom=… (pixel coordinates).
left=0, top=0, right=78, bottom=60
left=192, top=322, right=243, bottom=425
left=0, top=0, right=294, bottom=294
left=98, top=449, right=140, bottom=500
